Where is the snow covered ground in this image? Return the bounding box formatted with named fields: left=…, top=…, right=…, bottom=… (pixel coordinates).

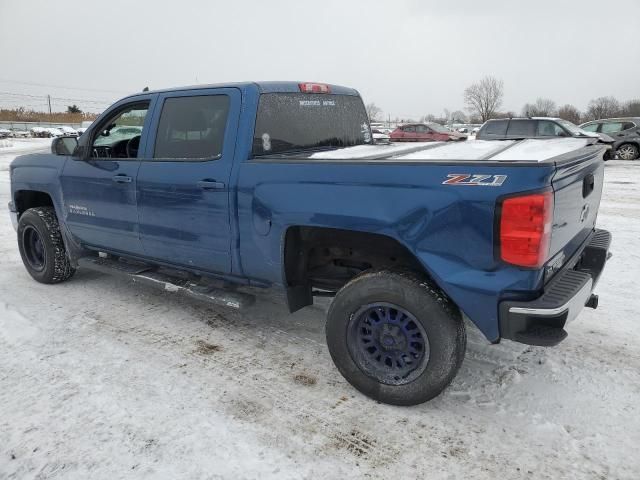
left=0, top=139, right=639, bottom=479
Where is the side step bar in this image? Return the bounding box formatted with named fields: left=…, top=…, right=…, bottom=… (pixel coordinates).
left=77, top=256, right=255, bottom=309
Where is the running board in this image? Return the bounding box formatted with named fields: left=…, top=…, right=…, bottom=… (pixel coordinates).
left=77, top=256, right=255, bottom=309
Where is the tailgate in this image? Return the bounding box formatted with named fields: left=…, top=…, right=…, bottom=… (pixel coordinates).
left=548, top=151, right=604, bottom=275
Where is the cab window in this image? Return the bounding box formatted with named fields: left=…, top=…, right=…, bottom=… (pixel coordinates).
left=506, top=120, right=535, bottom=137
left=600, top=122, right=624, bottom=134
left=154, top=95, right=229, bottom=160
left=537, top=120, right=566, bottom=136
left=581, top=123, right=599, bottom=133
left=91, top=103, right=149, bottom=158
left=484, top=120, right=508, bottom=136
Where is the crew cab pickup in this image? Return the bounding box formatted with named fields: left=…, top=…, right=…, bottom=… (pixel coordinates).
left=9, top=82, right=611, bottom=405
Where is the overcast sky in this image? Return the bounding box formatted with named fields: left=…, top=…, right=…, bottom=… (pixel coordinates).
left=1, top=0, right=639, bottom=119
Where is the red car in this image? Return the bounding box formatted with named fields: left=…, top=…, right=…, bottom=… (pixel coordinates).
left=389, top=123, right=467, bottom=142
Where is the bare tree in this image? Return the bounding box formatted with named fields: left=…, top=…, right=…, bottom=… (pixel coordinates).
left=557, top=104, right=581, bottom=124
left=365, top=102, right=382, bottom=121
left=621, top=99, right=640, bottom=117
left=585, top=96, right=620, bottom=121
left=450, top=110, right=467, bottom=123
left=463, top=76, right=504, bottom=122
left=522, top=98, right=557, bottom=117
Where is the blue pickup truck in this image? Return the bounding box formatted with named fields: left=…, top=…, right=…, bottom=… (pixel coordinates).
left=9, top=81, right=611, bottom=405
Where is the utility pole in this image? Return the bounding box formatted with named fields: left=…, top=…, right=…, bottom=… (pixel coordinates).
left=47, top=95, right=52, bottom=114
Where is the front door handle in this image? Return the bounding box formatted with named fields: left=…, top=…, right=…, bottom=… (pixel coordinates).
left=197, top=179, right=226, bottom=190
left=112, top=174, right=132, bottom=184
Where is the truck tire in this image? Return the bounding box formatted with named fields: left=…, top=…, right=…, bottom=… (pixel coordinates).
left=326, top=269, right=466, bottom=406
left=17, top=207, right=75, bottom=284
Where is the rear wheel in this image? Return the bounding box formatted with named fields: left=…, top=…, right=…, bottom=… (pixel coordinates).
left=616, top=143, right=639, bottom=160
left=326, top=270, right=466, bottom=406
left=17, top=207, right=75, bottom=284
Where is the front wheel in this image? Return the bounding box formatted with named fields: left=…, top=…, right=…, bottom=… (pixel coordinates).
left=326, top=270, right=466, bottom=406
left=17, top=207, right=75, bottom=284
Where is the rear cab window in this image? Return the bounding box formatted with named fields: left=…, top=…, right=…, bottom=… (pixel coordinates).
left=252, top=93, right=371, bottom=156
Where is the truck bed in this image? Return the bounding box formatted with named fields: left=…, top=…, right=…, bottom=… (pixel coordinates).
left=299, top=138, right=597, bottom=163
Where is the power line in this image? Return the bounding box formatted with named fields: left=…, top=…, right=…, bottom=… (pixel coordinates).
left=0, top=77, right=131, bottom=95
left=0, top=90, right=115, bottom=105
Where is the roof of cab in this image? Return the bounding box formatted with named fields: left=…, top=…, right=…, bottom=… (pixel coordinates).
left=120, top=81, right=360, bottom=102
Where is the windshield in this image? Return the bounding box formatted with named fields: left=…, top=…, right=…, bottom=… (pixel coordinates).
left=252, top=93, right=371, bottom=156
left=556, top=119, right=587, bottom=135
left=427, top=123, right=450, bottom=134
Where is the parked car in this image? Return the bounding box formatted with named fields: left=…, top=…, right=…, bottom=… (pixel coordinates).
left=579, top=117, right=640, bottom=160
left=371, top=128, right=390, bottom=144
left=9, top=81, right=611, bottom=406
left=477, top=117, right=599, bottom=140
left=10, top=128, right=30, bottom=138
left=45, top=128, right=64, bottom=137
left=58, top=126, right=79, bottom=137
left=0, top=128, right=11, bottom=139
left=390, top=122, right=467, bottom=142
left=476, top=117, right=614, bottom=156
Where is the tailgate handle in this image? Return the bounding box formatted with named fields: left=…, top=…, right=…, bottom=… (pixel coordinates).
left=583, top=174, right=595, bottom=198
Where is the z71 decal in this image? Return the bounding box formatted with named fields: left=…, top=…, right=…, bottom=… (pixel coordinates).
left=442, top=174, right=507, bottom=187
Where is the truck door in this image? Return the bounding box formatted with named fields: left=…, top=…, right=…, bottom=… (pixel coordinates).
left=136, top=88, right=240, bottom=274
left=60, top=98, right=156, bottom=255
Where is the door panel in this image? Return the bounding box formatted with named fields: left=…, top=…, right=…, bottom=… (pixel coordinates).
left=137, top=88, right=241, bottom=274
left=60, top=97, right=156, bottom=254
left=61, top=160, right=143, bottom=254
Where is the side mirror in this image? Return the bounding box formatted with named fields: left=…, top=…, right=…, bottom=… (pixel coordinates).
left=51, top=136, right=79, bottom=156
left=557, top=130, right=569, bottom=137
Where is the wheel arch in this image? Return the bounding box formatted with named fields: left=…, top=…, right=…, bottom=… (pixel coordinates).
left=14, top=189, right=55, bottom=216
left=282, top=225, right=448, bottom=313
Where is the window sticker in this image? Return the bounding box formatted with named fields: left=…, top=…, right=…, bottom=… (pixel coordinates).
left=261, top=133, right=271, bottom=151
left=299, top=100, right=321, bottom=107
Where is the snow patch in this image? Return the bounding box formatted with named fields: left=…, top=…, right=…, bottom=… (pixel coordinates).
left=0, top=302, right=39, bottom=344
left=309, top=142, right=440, bottom=159
left=164, top=283, right=181, bottom=292
left=393, top=140, right=515, bottom=160
left=490, top=138, right=590, bottom=161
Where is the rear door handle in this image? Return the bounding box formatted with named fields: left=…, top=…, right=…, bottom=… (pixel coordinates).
left=112, top=174, right=132, bottom=184
left=197, top=179, right=226, bottom=190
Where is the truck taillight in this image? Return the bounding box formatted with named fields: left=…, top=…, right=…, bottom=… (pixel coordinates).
left=298, top=82, right=330, bottom=94
left=499, top=191, right=554, bottom=268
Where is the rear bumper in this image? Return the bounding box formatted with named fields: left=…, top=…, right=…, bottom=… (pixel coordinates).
left=499, top=229, right=611, bottom=346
